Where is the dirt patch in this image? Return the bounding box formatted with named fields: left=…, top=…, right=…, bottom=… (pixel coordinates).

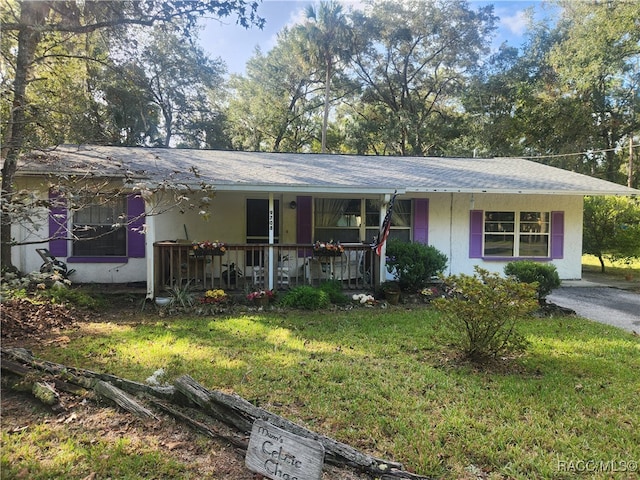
left=0, top=298, right=85, bottom=346
left=1, top=387, right=260, bottom=479
left=1, top=386, right=367, bottom=479
left=1, top=298, right=367, bottom=479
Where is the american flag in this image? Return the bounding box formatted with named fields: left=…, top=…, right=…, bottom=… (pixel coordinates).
left=373, top=191, right=397, bottom=256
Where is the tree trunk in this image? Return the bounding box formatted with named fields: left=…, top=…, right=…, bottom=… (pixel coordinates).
left=321, top=60, right=331, bottom=153
left=1, top=3, right=49, bottom=271
left=598, top=254, right=606, bottom=273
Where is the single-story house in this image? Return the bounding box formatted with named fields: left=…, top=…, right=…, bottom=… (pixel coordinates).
left=12, top=145, right=639, bottom=298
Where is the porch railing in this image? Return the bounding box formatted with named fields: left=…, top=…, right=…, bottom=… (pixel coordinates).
left=153, top=242, right=376, bottom=294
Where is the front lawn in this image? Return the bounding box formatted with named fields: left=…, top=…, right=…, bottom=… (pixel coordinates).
left=582, top=254, right=640, bottom=277
left=3, top=305, right=638, bottom=479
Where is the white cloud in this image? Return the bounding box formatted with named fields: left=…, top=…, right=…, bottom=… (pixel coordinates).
left=500, top=9, right=529, bottom=37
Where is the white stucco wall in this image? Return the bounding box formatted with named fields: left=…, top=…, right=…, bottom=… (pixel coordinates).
left=11, top=182, right=584, bottom=286
left=153, top=192, right=299, bottom=244
left=11, top=178, right=148, bottom=284
left=425, top=193, right=583, bottom=280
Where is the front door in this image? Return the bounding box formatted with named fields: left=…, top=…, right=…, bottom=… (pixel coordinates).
left=246, top=199, right=280, bottom=266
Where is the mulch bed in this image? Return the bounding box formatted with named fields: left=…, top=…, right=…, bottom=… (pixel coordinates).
left=1, top=298, right=85, bottom=345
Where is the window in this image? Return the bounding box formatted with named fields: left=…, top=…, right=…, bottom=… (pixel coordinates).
left=365, top=199, right=411, bottom=243
left=314, top=198, right=412, bottom=243
left=72, top=196, right=127, bottom=257
left=483, top=211, right=549, bottom=257
left=315, top=198, right=361, bottom=242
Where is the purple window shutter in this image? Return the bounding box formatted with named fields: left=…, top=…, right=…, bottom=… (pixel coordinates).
left=551, top=211, right=564, bottom=259
left=413, top=198, right=429, bottom=244
left=127, top=194, right=146, bottom=258
left=49, top=189, right=68, bottom=257
left=469, top=210, right=484, bottom=258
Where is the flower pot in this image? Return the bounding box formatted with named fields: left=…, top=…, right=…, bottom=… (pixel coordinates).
left=253, top=296, right=269, bottom=308
left=155, top=297, right=171, bottom=307
left=385, top=291, right=400, bottom=305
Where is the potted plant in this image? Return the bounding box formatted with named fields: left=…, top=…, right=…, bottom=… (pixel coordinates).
left=192, top=240, right=227, bottom=256
left=312, top=241, right=344, bottom=257
left=247, top=289, right=275, bottom=307
left=200, top=289, right=228, bottom=304
left=379, top=281, right=401, bottom=305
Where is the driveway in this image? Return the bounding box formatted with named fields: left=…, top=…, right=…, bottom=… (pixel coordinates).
left=547, top=275, right=640, bottom=334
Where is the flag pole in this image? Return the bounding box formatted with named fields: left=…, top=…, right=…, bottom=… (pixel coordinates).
left=374, top=190, right=397, bottom=285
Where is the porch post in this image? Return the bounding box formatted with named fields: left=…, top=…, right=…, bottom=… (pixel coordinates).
left=377, top=193, right=390, bottom=286
left=145, top=207, right=156, bottom=299
left=268, top=193, right=274, bottom=290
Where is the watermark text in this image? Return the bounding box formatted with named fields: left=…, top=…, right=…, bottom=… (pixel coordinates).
left=557, top=459, right=637, bottom=473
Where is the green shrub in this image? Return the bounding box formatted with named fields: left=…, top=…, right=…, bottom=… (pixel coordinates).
left=504, top=260, right=561, bottom=304
left=385, top=240, right=448, bottom=291
left=433, top=267, right=537, bottom=362
left=38, top=286, right=105, bottom=310
left=278, top=286, right=330, bottom=310
left=319, top=280, right=349, bottom=304
left=167, top=282, right=195, bottom=310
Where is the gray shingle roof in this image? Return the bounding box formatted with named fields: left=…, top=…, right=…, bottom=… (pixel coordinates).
left=17, top=144, right=639, bottom=196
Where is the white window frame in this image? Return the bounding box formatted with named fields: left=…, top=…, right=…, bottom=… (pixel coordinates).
left=484, top=211, right=550, bottom=258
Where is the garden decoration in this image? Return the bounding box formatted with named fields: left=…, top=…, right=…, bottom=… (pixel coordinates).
left=247, top=289, right=274, bottom=307
left=312, top=241, right=344, bottom=257
left=200, top=289, right=228, bottom=304
left=192, top=240, right=226, bottom=256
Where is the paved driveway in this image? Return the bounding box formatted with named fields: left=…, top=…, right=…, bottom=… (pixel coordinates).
left=547, top=281, right=640, bottom=333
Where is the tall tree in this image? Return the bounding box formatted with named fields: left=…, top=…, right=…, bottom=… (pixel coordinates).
left=1, top=0, right=263, bottom=271
left=546, top=0, right=639, bottom=183
left=95, top=62, right=161, bottom=146
left=131, top=25, right=226, bottom=147
left=349, top=0, right=496, bottom=156
left=295, top=0, right=352, bottom=153
left=226, top=31, right=321, bottom=152
left=583, top=195, right=640, bottom=272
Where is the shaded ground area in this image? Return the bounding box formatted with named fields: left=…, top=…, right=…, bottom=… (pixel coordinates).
left=0, top=297, right=367, bottom=480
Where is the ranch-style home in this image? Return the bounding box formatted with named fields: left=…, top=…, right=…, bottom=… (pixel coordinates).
left=12, top=145, right=639, bottom=299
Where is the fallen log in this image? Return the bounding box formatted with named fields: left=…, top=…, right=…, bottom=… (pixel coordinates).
left=32, top=381, right=63, bottom=412
left=2, top=348, right=435, bottom=479
left=1, top=347, right=174, bottom=400
left=149, top=399, right=248, bottom=450
left=1, top=357, right=88, bottom=398
left=94, top=380, right=157, bottom=420
left=174, top=374, right=433, bottom=479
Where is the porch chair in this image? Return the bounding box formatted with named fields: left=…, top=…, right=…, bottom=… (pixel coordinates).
left=252, top=249, right=304, bottom=289
left=333, top=249, right=366, bottom=282
left=305, top=250, right=365, bottom=285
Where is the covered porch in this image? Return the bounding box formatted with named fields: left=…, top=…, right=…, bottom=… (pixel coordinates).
left=153, top=242, right=377, bottom=294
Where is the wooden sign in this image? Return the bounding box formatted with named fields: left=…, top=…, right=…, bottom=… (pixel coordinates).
left=246, top=419, right=325, bottom=480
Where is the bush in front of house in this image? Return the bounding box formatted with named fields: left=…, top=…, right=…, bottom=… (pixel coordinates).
left=1, top=270, right=104, bottom=309
left=504, top=260, right=561, bottom=304
left=385, top=240, right=448, bottom=291
left=318, top=280, right=349, bottom=305
left=433, top=267, right=538, bottom=362
left=278, top=285, right=330, bottom=310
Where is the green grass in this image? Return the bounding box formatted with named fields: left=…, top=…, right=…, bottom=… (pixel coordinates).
left=582, top=254, right=640, bottom=277
left=1, top=423, right=189, bottom=479
left=3, top=308, right=640, bottom=479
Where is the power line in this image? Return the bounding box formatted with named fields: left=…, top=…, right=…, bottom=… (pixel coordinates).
left=519, top=143, right=640, bottom=160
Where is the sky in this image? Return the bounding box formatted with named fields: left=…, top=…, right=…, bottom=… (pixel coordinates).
left=200, top=0, right=555, bottom=76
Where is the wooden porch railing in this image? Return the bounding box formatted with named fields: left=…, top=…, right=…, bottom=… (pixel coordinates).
left=153, top=242, right=376, bottom=294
